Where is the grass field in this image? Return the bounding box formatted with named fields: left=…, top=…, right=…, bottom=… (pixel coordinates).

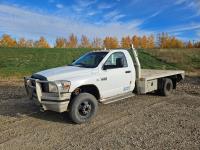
left=0, top=48, right=91, bottom=78
left=0, top=48, right=198, bottom=79
left=144, top=48, right=200, bottom=76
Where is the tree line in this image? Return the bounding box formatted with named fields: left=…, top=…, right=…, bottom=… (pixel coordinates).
left=0, top=33, right=199, bottom=49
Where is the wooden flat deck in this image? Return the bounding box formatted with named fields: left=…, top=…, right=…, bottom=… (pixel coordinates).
left=141, top=69, right=185, bottom=80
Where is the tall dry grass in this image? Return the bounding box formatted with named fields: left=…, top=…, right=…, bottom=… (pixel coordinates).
left=144, top=48, right=200, bottom=76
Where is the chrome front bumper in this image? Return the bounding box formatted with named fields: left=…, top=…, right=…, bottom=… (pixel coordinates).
left=24, top=77, right=71, bottom=113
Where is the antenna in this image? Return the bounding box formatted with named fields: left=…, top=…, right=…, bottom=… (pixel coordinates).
left=130, top=44, right=135, bottom=49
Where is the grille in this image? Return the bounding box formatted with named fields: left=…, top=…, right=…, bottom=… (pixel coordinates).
left=31, top=74, right=49, bottom=92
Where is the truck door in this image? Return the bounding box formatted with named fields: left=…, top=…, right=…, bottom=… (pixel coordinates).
left=99, top=52, right=132, bottom=98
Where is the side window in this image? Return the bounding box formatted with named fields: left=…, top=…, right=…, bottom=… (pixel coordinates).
left=104, top=52, right=128, bottom=69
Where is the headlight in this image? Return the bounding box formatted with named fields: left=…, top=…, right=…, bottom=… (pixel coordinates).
left=48, top=82, right=58, bottom=93
left=48, top=81, right=71, bottom=93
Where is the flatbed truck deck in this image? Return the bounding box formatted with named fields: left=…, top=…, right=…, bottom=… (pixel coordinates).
left=141, top=69, right=184, bottom=81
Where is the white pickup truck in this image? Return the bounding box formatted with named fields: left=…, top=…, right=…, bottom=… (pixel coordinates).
left=24, top=45, right=185, bottom=124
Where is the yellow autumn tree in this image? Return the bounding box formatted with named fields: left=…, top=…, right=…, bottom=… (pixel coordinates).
left=132, top=35, right=139, bottom=48
left=17, top=38, right=27, bottom=48
left=170, top=37, right=177, bottom=48
left=80, top=35, right=90, bottom=48
left=147, top=35, right=155, bottom=49
left=67, top=34, right=78, bottom=48
left=0, top=34, right=17, bottom=48
left=141, top=35, right=147, bottom=49
left=169, top=37, right=184, bottom=48
left=158, top=33, right=171, bottom=48
left=55, top=37, right=66, bottom=48
left=103, top=37, right=119, bottom=49
left=34, top=36, right=50, bottom=48
left=158, top=33, right=185, bottom=48
left=176, top=40, right=184, bottom=48
left=103, top=37, right=110, bottom=48
left=0, top=32, right=194, bottom=49
left=121, top=36, right=131, bottom=48
left=157, top=33, right=164, bottom=48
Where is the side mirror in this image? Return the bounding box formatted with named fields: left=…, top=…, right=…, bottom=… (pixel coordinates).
left=72, top=59, right=75, bottom=63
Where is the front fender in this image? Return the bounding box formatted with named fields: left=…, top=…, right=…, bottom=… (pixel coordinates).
left=69, top=75, right=99, bottom=93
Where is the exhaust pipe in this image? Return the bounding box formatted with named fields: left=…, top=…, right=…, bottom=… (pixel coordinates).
left=130, top=44, right=141, bottom=94
left=131, top=44, right=141, bottom=79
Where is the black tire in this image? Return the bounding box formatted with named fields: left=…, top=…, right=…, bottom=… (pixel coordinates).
left=69, top=93, right=98, bottom=124
left=161, top=78, right=173, bottom=96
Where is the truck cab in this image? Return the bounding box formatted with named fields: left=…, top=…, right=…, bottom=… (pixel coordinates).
left=24, top=46, right=184, bottom=124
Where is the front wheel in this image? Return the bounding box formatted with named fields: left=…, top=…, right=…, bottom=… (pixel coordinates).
left=68, top=93, right=98, bottom=124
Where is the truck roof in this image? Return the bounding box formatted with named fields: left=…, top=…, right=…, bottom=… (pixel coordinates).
left=92, top=49, right=127, bottom=53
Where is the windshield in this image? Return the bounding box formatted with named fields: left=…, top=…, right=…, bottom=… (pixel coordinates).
left=71, top=52, right=108, bottom=68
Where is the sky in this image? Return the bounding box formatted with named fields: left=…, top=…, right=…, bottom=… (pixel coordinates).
left=0, top=0, right=200, bottom=44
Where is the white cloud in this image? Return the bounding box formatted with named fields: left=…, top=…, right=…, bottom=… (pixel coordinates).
left=0, top=4, right=152, bottom=45
left=175, top=0, right=187, bottom=5
left=112, top=14, right=126, bottom=22
left=167, top=23, right=200, bottom=33
left=71, top=0, right=98, bottom=18
left=175, top=0, right=200, bottom=15
left=70, top=1, right=122, bottom=23
left=98, top=3, right=115, bottom=9
left=141, top=10, right=162, bottom=22
left=76, top=0, right=97, bottom=8
left=87, top=11, right=97, bottom=16
left=154, top=22, right=200, bottom=41
left=103, top=10, right=126, bottom=22
left=56, top=4, right=64, bottom=9
left=194, top=0, right=200, bottom=15
left=149, top=10, right=162, bottom=18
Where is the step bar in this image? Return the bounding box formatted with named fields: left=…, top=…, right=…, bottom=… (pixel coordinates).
left=101, top=92, right=135, bottom=104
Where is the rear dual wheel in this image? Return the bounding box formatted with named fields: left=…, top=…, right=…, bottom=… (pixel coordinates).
left=160, top=78, right=173, bottom=96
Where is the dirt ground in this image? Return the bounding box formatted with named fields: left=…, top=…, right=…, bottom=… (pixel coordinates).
left=0, top=77, right=200, bottom=150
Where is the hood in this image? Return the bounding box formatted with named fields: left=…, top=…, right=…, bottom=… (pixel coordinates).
left=35, top=66, right=93, bottom=81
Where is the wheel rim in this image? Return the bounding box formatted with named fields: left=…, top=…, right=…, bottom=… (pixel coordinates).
left=166, top=82, right=172, bottom=91
left=78, top=100, right=92, bottom=117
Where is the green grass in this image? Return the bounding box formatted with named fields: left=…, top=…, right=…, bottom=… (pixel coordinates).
left=138, top=50, right=177, bottom=70
left=0, top=48, right=90, bottom=78
left=0, top=48, right=180, bottom=79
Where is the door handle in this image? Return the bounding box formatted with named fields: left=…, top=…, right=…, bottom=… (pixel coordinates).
left=125, top=70, right=131, bottom=73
